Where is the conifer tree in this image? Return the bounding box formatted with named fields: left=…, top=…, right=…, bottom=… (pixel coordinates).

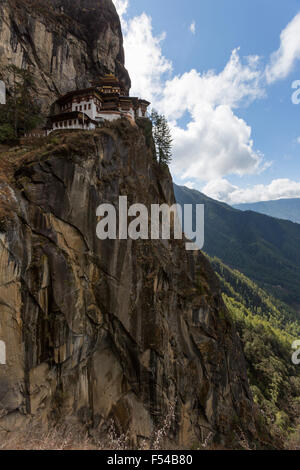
left=151, top=110, right=173, bottom=165
left=0, top=65, right=42, bottom=143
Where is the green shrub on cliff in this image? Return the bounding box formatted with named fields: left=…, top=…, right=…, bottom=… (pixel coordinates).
left=0, top=65, right=42, bottom=142
left=0, top=123, right=16, bottom=144
left=209, top=256, right=300, bottom=444
left=150, top=110, right=173, bottom=166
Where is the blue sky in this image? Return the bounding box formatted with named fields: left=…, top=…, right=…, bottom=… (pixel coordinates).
left=114, top=0, right=300, bottom=204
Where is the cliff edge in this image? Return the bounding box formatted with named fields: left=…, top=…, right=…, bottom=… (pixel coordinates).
left=0, top=0, right=130, bottom=111
left=0, top=0, right=264, bottom=449
left=0, top=121, right=258, bottom=447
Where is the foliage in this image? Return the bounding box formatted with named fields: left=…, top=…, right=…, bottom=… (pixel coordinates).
left=150, top=110, right=173, bottom=165
left=174, top=183, right=300, bottom=307
left=209, top=256, right=300, bottom=443
left=0, top=123, right=16, bottom=144
left=211, top=256, right=300, bottom=337
left=0, top=65, right=42, bottom=142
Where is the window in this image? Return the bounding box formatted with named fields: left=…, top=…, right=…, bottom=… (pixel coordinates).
left=84, top=104, right=87, bottom=110
left=0, top=340, right=6, bottom=365
left=69, top=121, right=72, bottom=126
left=80, top=105, right=82, bottom=111
left=88, top=104, right=91, bottom=109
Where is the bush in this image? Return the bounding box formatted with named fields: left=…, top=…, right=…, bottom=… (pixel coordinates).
left=150, top=110, right=173, bottom=165
left=0, top=123, right=16, bottom=144
left=0, top=65, right=43, bottom=143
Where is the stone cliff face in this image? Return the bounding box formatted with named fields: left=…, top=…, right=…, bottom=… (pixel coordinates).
left=0, top=0, right=130, bottom=111
left=0, top=121, right=257, bottom=447
left=0, top=0, right=261, bottom=448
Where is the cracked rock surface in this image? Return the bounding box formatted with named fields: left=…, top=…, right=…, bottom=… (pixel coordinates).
left=0, top=122, right=257, bottom=447
left=0, top=0, right=131, bottom=112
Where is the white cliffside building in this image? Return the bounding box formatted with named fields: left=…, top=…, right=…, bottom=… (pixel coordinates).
left=47, top=74, right=150, bottom=134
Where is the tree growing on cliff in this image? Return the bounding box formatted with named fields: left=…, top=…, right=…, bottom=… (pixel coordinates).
left=150, top=110, right=173, bottom=166
left=0, top=65, right=42, bottom=143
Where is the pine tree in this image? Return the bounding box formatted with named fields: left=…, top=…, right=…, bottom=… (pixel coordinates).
left=0, top=65, right=42, bottom=142
left=151, top=110, right=173, bottom=165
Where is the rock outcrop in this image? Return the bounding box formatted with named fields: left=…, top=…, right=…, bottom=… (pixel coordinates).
left=0, top=121, right=257, bottom=447
left=0, top=0, right=130, bottom=111
left=0, top=0, right=261, bottom=449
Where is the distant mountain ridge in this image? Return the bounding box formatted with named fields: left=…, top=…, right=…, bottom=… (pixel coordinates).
left=233, top=198, right=300, bottom=224
left=174, top=184, right=300, bottom=308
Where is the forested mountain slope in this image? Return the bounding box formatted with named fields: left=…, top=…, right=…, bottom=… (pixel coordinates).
left=174, top=184, right=300, bottom=308
left=210, top=256, right=300, bottom=447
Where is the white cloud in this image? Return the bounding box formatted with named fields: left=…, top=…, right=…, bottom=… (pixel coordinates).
left=184, top=181, right=196, bottom=189
left=160, top=50, right=264, bottom=117
left=169, top=105, right=267, bottom=181
left=118, top=2, right=300, bottom=186
left=297, top=136, right=300, bottom=144
left=157, top=50, right=266, bottom=181
left=113, top=0, right=129, bottom=22
left=202, top=178, right=300, bottom=204
left=116, top=4, right=300, bottom=206
left=122, top=14, right=172, bottom=102
left=266, top=12, right=300, bottom=83
left=122, top=13, right=266, bottom=181
left=190, top=21, right=196, bottom=35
